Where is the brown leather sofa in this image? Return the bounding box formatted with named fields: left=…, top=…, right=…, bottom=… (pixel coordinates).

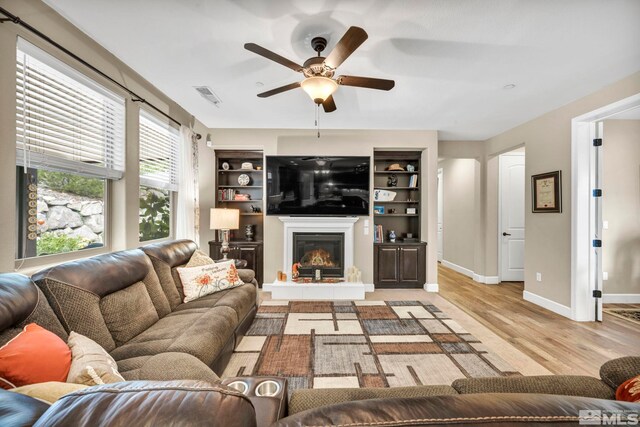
left=26, top=239, right=257, bottom=380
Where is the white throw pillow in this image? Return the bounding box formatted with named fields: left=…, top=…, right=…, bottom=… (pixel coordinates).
left=177, top=260, right=245, bottom=303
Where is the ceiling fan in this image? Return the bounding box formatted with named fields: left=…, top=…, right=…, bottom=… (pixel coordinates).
left=244, top=26, right=395, bottom=113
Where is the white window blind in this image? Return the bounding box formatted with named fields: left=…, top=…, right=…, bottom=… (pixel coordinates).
left=16, top=39, right=125, bottom=179
left=139, top=110, right=180, bottom=191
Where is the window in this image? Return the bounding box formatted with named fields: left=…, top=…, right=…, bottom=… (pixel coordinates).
left=138, top=110, right=179, bottom=241
left=15, top=39, right=125, bottom=260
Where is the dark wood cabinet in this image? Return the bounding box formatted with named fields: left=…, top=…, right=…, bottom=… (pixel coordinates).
left=209, top=241, right=263, bottom=286
left=374, top=243, right=426, bottom=288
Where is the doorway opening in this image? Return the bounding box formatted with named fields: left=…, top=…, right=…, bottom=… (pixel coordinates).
left=437, top=168, right=443, bottom=262
left=571, top=93, right=640, bottom=321
left=498, top=147, right=526, bottom=283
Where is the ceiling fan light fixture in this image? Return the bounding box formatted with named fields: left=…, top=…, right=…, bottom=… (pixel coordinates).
left=301, top=76, right=338, bottom=104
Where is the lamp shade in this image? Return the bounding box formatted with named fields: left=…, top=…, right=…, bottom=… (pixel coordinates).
left=301, top=77, right=338, bottom=104
left=210, top=208, right=239, bottom=230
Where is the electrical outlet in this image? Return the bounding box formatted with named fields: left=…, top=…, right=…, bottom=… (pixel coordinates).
left=603, top=271, right=608, bottom=281
left=603, top=220, right=609, bottom=230
left=364, top=220, right=369, bottom=227
left=364, top=227, right=369, bottom=236
left=536, top=272, right=542, bottom=282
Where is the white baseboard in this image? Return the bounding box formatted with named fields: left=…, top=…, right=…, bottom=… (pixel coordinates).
left=473, top=274, right=500, bottom=285
left=441, top=260, right=474, bottom=278
left=364, top=283, right=375, bottom=292
left=603, top=293, right=640, bottom=304
left=441, top=260, right=499, bottom=284
left=424, top=283, right=439, bottom=292
left=523, top=290, right=572, bottom=318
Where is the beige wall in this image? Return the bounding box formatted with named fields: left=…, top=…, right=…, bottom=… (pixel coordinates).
left=438, top=158, right=478, bottom=272
left=485, top=72, right=640, bottom=307
left=200, top=129, right=439, bottom=285
left=0, top=0, right=203, bottom=272
left=602, top=119, right=640, bottom=295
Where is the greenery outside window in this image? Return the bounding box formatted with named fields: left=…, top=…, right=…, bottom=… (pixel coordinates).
left=138, top=110, right=179, bottom=242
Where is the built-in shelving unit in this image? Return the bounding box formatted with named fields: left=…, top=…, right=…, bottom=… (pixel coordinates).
left=213, top=150, right=264, bottom=285
left=373, top=150, right=426, bottom=288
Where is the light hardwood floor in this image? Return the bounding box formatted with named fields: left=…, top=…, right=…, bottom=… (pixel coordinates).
left=437, top=264, right=640, bottom=377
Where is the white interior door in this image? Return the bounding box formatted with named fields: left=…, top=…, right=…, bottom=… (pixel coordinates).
left=499, top=153, right=525, bottom=281
left=437, top=168, right=444, bottom=261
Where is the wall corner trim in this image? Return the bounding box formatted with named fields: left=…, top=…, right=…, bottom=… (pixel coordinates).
left=523, top=290, right=572, bottom=319
left=602, top=294, right=640, bottom=304
left=442, top=260, right=500, bottom=284
left=425, top=283, right=439, bottom=292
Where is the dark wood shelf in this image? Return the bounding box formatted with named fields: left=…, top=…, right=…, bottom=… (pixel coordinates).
left=374, top=201, right=420, bottom=204
left=374, top=187, right=419, bottom=190
left=218, top=185, right=263, bottom=188
left=375, top=214, right=419, bottom=217
left=217, top=200, right=261, bottom=203
left=240, top=213, right=263, bottom=216
left=374, top=171, right=420, bottom=174
left=218, top=169, right=262, bottom=173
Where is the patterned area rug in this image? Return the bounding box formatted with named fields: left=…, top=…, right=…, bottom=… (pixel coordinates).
left=604, top=308, right=640, bottom=325
left=222, top=300, right=521, bottom=392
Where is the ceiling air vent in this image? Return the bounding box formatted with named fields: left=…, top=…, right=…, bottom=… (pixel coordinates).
left=194, top=86, right=222, bottom=107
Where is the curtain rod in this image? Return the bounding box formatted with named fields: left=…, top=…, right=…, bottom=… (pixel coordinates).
left=0, top=6, right=183, bottom=127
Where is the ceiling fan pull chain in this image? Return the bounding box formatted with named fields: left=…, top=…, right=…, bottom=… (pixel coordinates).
left=317, top=104, right=321, bottom=138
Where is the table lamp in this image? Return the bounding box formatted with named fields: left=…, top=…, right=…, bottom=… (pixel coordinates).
left=210, top=208, right=239, bottom=260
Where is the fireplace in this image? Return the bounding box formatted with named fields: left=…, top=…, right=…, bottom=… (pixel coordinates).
left=293, top=232, right=344, bottom=278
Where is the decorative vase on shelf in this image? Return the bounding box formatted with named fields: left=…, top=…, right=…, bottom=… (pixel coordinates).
left=387, top=174, right=398, bottom=187
left=388, top=230, right=397, bottom=243
left=244, top=224, right=255, bottom=241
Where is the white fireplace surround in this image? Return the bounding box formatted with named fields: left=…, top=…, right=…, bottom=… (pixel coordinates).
left=279, top=216, right=358, bottom=277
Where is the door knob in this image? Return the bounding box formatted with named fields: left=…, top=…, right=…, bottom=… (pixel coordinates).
left=502, top=232, right=511, bottom=236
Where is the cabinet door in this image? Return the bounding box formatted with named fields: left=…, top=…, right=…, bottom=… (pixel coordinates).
left=399, top=246, right=426, bottom=287
left=377, top=246, right=399, bottom=285
left=238, top=246, right=257, bottom=271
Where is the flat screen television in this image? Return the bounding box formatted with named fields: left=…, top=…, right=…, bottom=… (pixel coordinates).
left=266, top=156, right=370, bottom=216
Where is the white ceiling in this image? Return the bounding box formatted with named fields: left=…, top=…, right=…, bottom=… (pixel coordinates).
left=44, top=0, right=640, bottom=140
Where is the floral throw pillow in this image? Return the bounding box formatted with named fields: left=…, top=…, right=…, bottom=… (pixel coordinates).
left=177, top=260, right=245, bottom=303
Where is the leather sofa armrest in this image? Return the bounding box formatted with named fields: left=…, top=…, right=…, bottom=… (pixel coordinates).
left=0, top=388, right=50, bottom=427
left=35, top=380, right=256, bottom=427
left=275, top=393, right=640, bottom=426
left=238, top=269, right=256, bottom=285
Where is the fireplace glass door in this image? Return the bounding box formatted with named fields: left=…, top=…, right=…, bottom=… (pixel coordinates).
left=293, top=232, right=344, bottom=277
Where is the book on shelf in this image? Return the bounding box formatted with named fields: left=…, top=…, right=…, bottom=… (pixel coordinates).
left=217, top=188, right=236, bottom=201
left=374, top=224, right=384, bottom=243
left=409, top=174, right=419, bottom=188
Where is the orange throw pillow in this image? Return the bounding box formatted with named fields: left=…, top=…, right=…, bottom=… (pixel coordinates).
left=0, top=323, right=71, bottom=390
left=616, top=375, right=640, bottom=403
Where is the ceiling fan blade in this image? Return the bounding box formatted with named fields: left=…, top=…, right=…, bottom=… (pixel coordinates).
left=257, top=82, right=301, bottom=98
left=322, top=95, right=337, bottom=113
left=244, top=43, right=303, bottom=72
left=324, top=26, right=368, bottom=69
left=337, top=75, right=395, bottom=91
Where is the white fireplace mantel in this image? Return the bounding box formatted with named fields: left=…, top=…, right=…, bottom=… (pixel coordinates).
left=278, top=216, right=358, bottom=277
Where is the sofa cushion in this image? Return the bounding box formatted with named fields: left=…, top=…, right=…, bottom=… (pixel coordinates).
left=100, top=282, right=159, bottom=346
left=0, top=274, right=67, bottom=348
left=110, top=305, right=238, bottom=368
left=173, top=284, right=256, bottom=323
left=117, top=352, right=220, bottom=384
left=32, top=250, right=168, bottom=352
left=289, top=385, right=458, bottom=415
left=0, top=388, right=51, bottom=427
left=0, top=324, right=71, bottom=390
left=600, top=356, right=640, bottom=390
left=67, top=332, right=124, bottom=386
left=178, top=261, right=245, bottom=303
left=451, top=375, right=615, bottom=400
left=141, top=240, right=198, bottom=309
left=10, top=382, right=88, bottom=404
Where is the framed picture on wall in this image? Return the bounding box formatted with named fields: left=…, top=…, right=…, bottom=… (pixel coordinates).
left=531, top=171, right=562, bottom=213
